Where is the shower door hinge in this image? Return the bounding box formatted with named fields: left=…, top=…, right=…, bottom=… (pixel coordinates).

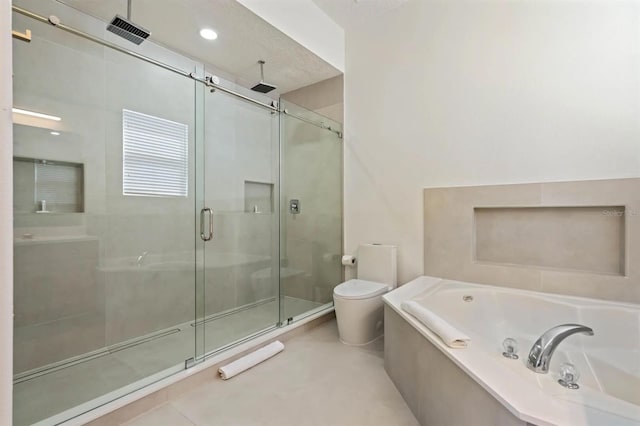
left=185, top=357, right=196, bottom=369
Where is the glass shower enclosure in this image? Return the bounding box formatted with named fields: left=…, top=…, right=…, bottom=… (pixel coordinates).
left=280, top=100, right=343, bottom=323
left=10, top=1, right=342, bottom=424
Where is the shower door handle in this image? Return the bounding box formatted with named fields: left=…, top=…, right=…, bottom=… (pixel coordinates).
left=200, top=207, right=213, bottom=241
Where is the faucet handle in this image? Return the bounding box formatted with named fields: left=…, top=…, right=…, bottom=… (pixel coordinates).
left=502, top=338, right=519, bottom=359
left=558, top=362, right=580, bottom=389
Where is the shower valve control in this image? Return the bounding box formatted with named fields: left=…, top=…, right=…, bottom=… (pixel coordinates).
left=289, top=199, right=300, bottom=214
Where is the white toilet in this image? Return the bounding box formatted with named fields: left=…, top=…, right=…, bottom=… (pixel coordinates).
left=333, top=244, right=397, bottom=345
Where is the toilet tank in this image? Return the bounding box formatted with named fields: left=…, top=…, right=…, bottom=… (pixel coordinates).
left=356, top=244, right=397, bottom=287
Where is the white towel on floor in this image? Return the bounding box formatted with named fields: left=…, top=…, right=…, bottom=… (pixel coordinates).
left=218, top=340, right=285, bottom=380
left=401, top=301, right=470, bottom=349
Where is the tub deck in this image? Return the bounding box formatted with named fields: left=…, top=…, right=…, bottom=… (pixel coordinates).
left=383, top=276, right=640, bottom=426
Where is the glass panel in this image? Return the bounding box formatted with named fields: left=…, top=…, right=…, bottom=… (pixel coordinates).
left=11, top=3, right=200, bottom=424
left=200, top=87, right=280, bottom=355
left=279, top=100, right=343, bottom=323
left=194, top=66, right=207, bottom=363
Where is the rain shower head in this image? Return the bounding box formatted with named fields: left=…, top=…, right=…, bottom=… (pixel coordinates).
left=107, top=15, right=150, bottom=45
left=251, top=61, right=277, bottom=94
left=251, top=81, right=277, bottom=94
left=107, top=1, right=150, bottom=45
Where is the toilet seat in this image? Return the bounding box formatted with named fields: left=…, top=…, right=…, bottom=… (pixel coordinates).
left=333, top=279, right=391, bottom=300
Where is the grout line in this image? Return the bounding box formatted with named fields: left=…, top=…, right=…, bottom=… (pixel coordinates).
left=169, top=401, right=200, bottom=426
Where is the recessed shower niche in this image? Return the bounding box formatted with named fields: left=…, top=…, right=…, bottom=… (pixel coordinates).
left=244, top=180, right=274, bottom=213
left=13, top=157, right=84, bottom=214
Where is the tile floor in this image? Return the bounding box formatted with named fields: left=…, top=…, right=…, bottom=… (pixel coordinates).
left=13, top=297, right=321, bottom=426
left=122, top=320, right=419, bottom=426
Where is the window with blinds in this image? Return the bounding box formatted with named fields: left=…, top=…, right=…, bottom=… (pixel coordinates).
left=122, top=109, right=189, bottom=197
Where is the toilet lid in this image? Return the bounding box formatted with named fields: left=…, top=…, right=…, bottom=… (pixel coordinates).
left=333, top=279, right=390, bottom=300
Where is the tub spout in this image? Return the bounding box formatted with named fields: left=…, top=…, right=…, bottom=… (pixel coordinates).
left=526, top=324, right=594, bottom=373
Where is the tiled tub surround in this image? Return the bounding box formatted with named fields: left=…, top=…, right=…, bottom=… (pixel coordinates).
left=384, top=276, right=640, bottom=426
left=424, top=178, right=640, bottom=304
left=474, top=206, right=626, bottom=275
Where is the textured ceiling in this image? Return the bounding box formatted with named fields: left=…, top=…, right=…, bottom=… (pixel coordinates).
left=312, top=0, right=410, bottom=29
left=57, top=0, right=342, bottom=93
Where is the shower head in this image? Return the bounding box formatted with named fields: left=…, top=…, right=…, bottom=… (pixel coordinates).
left=107, top=15, right=150, bottom=45
left=106, top=0, right=150, bottom=45
left=251, top=81, right=277, bottom=94
left=251, top=61, right=277, bottom=94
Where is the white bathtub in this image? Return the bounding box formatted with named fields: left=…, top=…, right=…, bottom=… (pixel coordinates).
left=383, top=276, right=640, bottom=426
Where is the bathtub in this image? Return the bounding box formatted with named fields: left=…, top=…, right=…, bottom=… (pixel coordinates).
left=383, top=276, right=640, bottom=426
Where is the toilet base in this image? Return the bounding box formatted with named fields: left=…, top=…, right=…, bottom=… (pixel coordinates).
left=333, top=293, right=386, bottom=346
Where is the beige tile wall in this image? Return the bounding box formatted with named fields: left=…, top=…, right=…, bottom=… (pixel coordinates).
left=280, top=104, right=343, bottom=305
left=13, top=238, right=103, bottom=372
left=424, top=178, right=640, bottom=303
left=474, top=206, right=625, bottom=275
left=279, top=77, right=344, bottom=306
left=281, top=75, right=343, bottom=124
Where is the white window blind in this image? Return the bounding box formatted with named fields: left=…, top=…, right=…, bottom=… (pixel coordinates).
left=122, top=109, right=188, bottom=197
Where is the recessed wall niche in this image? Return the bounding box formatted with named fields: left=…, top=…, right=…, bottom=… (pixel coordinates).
left=244, top=180, right=274, bottom=213
left=13, top=157, right=84, bottom=214
left=474, top=206, right=625, bottom=276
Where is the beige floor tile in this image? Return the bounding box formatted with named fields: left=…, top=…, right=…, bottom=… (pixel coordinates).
left=123, top=403, right=195, bottom=426
left=166, top=320, right=418, bottom=426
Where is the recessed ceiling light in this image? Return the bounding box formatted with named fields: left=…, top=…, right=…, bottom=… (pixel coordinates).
left=12, top=107, right=61, bottom=121
left=50, top=131, right=60, bottom=136
left=199, top=28, right=218, bottom=41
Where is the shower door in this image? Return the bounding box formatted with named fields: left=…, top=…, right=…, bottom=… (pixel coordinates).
left=197, top=85, right=280, bottom=356
left=11, top=2, right=203, bottom=425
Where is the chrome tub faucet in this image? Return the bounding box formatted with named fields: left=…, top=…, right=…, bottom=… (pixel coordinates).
left=527, top=324, right=594, bottom=373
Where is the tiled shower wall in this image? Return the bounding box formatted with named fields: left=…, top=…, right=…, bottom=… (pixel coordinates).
left=280, top=80, right=344, bottom=306
left=280, top=104, right=343, bottom=306
left=424, top=178, right=640, bottom=304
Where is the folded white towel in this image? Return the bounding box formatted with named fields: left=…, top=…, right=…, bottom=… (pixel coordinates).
left=401, top=300, right=470, bottom=348
left=218, top=340, right=285, bottom=380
